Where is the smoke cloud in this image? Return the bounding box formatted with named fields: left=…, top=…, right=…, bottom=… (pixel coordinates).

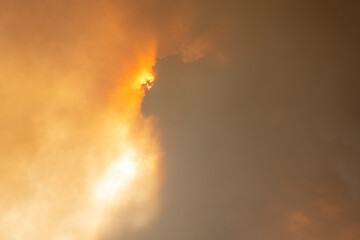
left=0, top=0, right=163, bottom=239
left=1, top=0, right=360, bottom=240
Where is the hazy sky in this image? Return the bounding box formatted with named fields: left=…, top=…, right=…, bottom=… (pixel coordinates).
left=0, top=0, right=359, bottom=240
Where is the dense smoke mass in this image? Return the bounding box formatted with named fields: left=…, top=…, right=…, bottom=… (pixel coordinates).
left=0, top=1, right=162, bottom=239
left=0, top=0, right=359, bottom=240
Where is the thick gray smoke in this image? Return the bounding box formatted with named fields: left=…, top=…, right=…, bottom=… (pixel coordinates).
left=139, top=1, right=360, bottom=240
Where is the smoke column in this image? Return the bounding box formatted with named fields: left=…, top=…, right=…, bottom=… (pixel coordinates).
left=2, top=0, right=360, bottom=240
left=0, top=1, right=170, bottom=239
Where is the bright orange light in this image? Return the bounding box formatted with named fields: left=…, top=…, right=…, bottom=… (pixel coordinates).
left=137, top=70, right=155, bottom=90
left=0, top=7, right=161, bottom=239
left=94, top=155, right=137, bottom=203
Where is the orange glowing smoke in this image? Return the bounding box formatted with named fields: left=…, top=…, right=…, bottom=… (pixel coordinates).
left=0, top=1, right=161, bottom=239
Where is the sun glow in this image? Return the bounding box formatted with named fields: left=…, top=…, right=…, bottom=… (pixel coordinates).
left=138, top=70, right=155, bottom=90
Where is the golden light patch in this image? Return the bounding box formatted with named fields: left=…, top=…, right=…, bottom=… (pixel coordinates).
left=0, top=1, right=161, bottom=239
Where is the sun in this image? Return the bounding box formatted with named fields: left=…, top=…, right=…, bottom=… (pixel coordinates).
left=136, top=70, right=155, bottom=91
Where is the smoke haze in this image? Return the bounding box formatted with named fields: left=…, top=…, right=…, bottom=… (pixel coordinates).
left=0, top=0, right=359, bottom=239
